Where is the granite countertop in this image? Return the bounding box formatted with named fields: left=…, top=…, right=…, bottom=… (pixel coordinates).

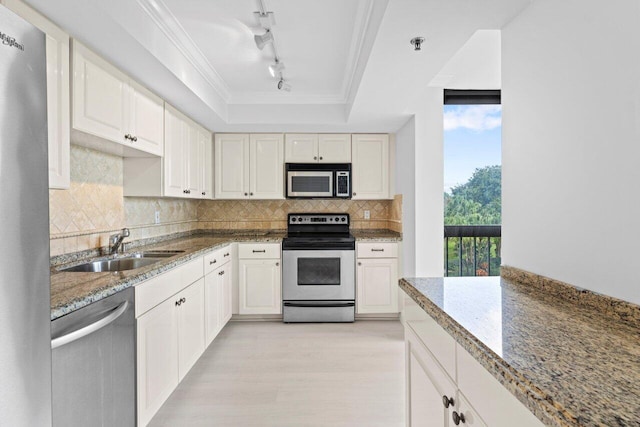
left=50, top=231, right=285, bottom=320
left=399, top=277, right=640, bottom=427
left=351, top=229, right=402, bottom=241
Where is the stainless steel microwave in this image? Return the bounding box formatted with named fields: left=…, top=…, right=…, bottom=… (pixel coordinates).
left=285, top=163, right=351, bottom=199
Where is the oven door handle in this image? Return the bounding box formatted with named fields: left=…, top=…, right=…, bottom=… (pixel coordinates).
left=284, top=302, right=355, bottom=308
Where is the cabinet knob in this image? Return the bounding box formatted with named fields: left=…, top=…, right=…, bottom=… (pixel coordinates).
left=210, top=259, right=217, bottom=265
left=183, top=189, right=188, bottom=194
left=313, top=156, right=317, bottom=160
left=319, top=156, right=323, bottom=160
left=218, top=270, right=225, bottom=276
left=202, top=192, right=206, bottom=196
left=358, top=262, right=362, bottom=266
left=124, top=134, right=131, bottom=140
left=276, top=262, right=279, bottom=266
left=175, top=300, right=181, bottom=307
left=181, top=297, right=186, bottom=304
left=352, top=192, right=356, bottom=196
left=224, top=253, right=230, bottom=257
left=132, top=136, right=138, bottom=142
left=442, top=395, right=454, bottom=408
left=244, top=193, right=248, bottom=196
left=250, top=192, right=253, bottom=196
left=452, top=411, right=466, bottom=425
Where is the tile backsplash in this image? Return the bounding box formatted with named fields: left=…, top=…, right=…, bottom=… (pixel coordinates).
left=49, top=145, right=401, bottom=256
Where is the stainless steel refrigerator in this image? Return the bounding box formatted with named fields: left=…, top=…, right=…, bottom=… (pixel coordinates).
left=0, top=4, right=52, bottom=426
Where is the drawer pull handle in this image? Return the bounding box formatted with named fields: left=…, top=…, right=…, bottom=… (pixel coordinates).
left=442, top=395, right=454, bottom=408
left=452, top=411, right=465, bottom=425
left=218, top=270, right=225, bottom=276
left=252, top=250, right=266, bottom=253
left=371, top=249, right=384, bottom=252
left=210, top=259, right=217, bottom=265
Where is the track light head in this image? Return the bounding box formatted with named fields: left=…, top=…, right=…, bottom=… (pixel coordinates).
left=410, top=37, right=425, bottom=51
left=268, top=60, right=285, bottom=78
left=254, top=11, right=276, bottom=29
left=277, top=78, right=291, bottom=92
left=254, top=30, right=274, bottom=50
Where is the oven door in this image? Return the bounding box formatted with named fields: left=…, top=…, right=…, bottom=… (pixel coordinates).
left=287, top=171, right=333, bottom=198
left=282, top=249, right=355, bottom=301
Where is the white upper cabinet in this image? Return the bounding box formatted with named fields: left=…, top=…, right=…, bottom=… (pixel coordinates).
left=4, top=0, right=70, bottom=189
left=250, top=134, right=284, bottom=199
left=215, top=133, right=284, bottom=199
left=72, top=41, right=163, bottom=157
left=123, top=104, right=212, bottom=199
left=285, top=133, right=351, bottom=163
left=318, top=134, right=351, bottom=163
left=351, top=134, right=390, bottom=199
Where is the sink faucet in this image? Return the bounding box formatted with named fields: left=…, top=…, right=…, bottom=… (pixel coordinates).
left=109, top=228, right=130, bottom=254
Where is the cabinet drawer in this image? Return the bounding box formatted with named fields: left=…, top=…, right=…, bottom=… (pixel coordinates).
left=357, top=242, right=398, bottom=258
left=203, top=245, right=232, bottom=275
left=135, top=257, right=204, bottom=317
left=238, top=243, right=281, bottom=259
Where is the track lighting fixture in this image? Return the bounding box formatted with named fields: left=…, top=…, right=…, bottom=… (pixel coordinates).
left=254, top=11, right=276, bottom=29
left=254, top=30, right=274, bottom=50
left=410, top=37, right=425, bottom=51
left=277, top=78, right=291, bottom=92
left=268, top=60, right=285, bottom=78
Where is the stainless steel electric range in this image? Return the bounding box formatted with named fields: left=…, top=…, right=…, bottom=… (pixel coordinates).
left=282, top=213, right=355, bottom=323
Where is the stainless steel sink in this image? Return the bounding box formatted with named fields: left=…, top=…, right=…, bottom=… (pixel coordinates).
left=60, top=250, right=186, bottom=273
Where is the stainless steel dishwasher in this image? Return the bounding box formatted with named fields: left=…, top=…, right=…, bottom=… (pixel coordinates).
left=51, top=287, right=135, bottom=427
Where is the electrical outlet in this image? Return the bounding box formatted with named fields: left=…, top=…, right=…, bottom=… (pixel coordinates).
left=364, top=210, right=370, bottom=220
left=154, top=211, right=160, bottom=224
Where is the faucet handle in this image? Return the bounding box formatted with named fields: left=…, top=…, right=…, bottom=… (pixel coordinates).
left=121, top=228, right=130, bottom=237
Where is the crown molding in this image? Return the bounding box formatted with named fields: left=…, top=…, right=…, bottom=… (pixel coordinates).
left=136, top=0, right=231, bottom=102
left=340, top=0, right=375, bottom=103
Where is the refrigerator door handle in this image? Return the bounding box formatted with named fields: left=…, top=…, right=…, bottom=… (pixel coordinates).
left=51, top=301, right=128, bottom=349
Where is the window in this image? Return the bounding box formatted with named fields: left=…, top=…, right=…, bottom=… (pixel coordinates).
left=443, top=90, right=501, bottom=276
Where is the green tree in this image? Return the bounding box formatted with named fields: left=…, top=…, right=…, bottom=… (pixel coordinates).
left=444, top=165, right=501, bottom=225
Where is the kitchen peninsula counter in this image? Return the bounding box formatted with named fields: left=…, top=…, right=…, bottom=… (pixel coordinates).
left=399, top=276, right=640, bottom=427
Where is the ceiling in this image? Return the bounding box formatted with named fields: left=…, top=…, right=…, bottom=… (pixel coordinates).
left=26, top=0, right=533, bottom=132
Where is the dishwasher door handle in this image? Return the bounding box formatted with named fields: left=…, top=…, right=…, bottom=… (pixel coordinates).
left=51, top=301, right=129, bottom=349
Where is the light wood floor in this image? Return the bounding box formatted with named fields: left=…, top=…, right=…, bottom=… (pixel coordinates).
left=149, top=320, right=406, bottom=427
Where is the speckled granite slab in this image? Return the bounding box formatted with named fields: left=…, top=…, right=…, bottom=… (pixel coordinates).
left=399, top=277, right=640, bottom=427
left=352, top=229, right=402, bottom=241
left=51, top=232, right=285, bottom=320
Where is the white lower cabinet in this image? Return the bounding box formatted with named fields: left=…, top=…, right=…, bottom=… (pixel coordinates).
left=238, top=243, right=281, bottom=315
left=176, top=279, right=205, bottom=381
left=403, top=293, right=544, bottom=427
left=204, top=247, right=233, bottom=346
left=356, top=242, right=399, bottom=314
left=136, top=295, right=179, bottom=427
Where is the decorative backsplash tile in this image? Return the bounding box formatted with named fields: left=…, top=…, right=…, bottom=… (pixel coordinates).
left=49, top=145, right=402, bottom=256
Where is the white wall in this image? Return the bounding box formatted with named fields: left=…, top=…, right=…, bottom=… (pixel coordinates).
left=502, top=0, right=640, bottom=304
left=396, top=87, right=444, bottom=277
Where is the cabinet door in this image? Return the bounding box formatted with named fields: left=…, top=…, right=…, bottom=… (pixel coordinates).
left=215, top=134, right=249, bottom=199
left=203, top=129, right=214, bottom=199
left=177, top=279, right=205, bottom=381
left=239, top=259, right=281, bottom=314
left=4, top=0, right=71, bottom=189
left=318, top=134, right=351, bottom=163
left=454, top=392, right=488, bottom=427
left=351, top=134, right=390, bottom=199
left=250, top=134, right=284, bottom=199
left=137, top=297, right=179, bottom=427
left=129, top=80, right=164, bottom=156
left=220, top=263, right=233, bottom=325
left=406, top=325, right=456, bottom=427
left=163, top=105, right=187, bottom=198
left=72, top=42, right=129, bottom=145
left=357, top=257, right=398, bottom=314
left=204, top=272, right=221, bottom=347
left=284, top=133, right=318, bottom=163
left=184, top=121, right=202, bottom=197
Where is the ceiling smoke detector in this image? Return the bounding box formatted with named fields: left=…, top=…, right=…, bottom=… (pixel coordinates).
left=410, top=37, right=425, bottom=51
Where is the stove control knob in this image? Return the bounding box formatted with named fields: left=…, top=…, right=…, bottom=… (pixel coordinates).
left=341, top=217, right=346, bottom=222
left=335, top=217, right=340, bottom=222
left=291, top=217, right=296, bottom=222
left=298, top=217, right=303, bottom=222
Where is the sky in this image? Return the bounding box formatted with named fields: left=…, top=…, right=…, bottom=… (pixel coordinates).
left=443, top=104, right=502, bottom=193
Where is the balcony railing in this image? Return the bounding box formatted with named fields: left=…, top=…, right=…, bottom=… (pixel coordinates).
left=444, top=225, right=501, bottom=277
